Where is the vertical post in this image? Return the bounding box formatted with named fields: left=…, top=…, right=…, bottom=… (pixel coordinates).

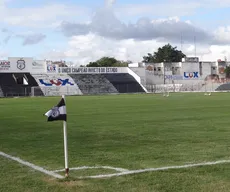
left=62, top=95, right=69, bottom=177
left=212, top=81, right=213, bottom=93
left=194, top=36, right=196, bottom=57
left=163, top=61, right=166, bottom=84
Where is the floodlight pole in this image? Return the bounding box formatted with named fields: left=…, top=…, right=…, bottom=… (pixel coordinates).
left=163, top=60, right=166, bottom=84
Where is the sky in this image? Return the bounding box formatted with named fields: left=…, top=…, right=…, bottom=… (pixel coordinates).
left=1, top=0, right=230, bottom=66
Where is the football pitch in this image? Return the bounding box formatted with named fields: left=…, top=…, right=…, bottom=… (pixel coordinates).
left=1, top=93, right=230, bottom=192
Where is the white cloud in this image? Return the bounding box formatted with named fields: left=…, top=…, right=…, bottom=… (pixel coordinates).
left=213, top=26, right=230, bottom=44
left=114, top=0, right=230, bottom=18
left=60, top=12, right=210, bottom=43
left=40, top=49, right=67, bottom=60
left=105, top=0, right=116, bottom=7
left=2, top=0, right=230, bottom=63
left=201, top=45, right=230, bottom=61
left=1, top=29, right=46, bottom=45
left=39, top=31, right=230, bottom=66
left=40, top=33, right=162, bottom=65
left=115, top=1, right=201, bottom=17
left=0, top=2, right=88, bottom=27
left=0, top=49, right=9, bottom=59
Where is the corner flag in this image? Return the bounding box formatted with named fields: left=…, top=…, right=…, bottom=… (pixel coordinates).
left=44, top=95, right=69, bottom=177
left=45, top=97, right=67, bottom=121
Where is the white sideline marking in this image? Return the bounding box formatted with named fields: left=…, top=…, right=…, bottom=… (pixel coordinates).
left=1, top=150, right=230, bottom=179
left=52, top=166, right=129, bottom=173
left=0, top=151, right=64, bottom=179
left=78, top=159, right=230, bottom=179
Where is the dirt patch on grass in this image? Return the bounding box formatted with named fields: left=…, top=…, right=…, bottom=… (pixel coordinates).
left=43, top=176, right=88, bottom=187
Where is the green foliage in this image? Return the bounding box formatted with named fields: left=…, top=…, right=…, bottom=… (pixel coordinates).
left=86, top=57, right=129, bottom=67
left=224, top=66, right=230, bottom=78
left=143, top=43, right=186, bottom=63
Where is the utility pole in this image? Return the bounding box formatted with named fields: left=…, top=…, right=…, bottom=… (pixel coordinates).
left=163, top=60, right=166, bottom=84
left=194, top=36, right=196, bottom=57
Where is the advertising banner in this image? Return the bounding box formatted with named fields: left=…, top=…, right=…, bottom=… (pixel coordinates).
left=7, top=57, right=33, bottom=72
left=0, top=57, right=46, bottom=73
left=165, top=75, right=183, bottom=80
left=183, top=72, right=199, bottom=79
left=0, top=60, right=11, bottom=71
left=181, top=62, right=200, bottom=80
left=58, top=67, right=127, bottom=74
left=31, top=60, right=46, bottom=73
left=46, top=64, right=59, bottom=73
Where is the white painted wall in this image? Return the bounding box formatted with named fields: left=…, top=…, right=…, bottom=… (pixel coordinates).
left=129, top=67, right=146, bottom=85
left=127, top=68, right=148, bottom=92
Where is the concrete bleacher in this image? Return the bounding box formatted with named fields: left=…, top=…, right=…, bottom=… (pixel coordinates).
left=31, top=73, right=82, bottom=96
left=0, top=73, right=42, bottom=96
left=31, top=73, right=146, bottom=95
left=104, top=73, right=146, bottom=93
left=0, top=66, right=147, bottom=97
left=68, top=74, right=118, bottom=94
left=215, top=83, right=230, bottom=91
left=199, top=82, right=221, bottom=92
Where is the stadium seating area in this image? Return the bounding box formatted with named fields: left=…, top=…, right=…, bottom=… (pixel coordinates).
left=0, top=73, right=43, bottom=97
left=31, top=73, right=82, bottom=96
left=215, top=83, right=230, bottom=91
left=0, top=71, right=146, bottom=97
left=69, top=74, right=118, bottom=94
left=104, top=73, right=146, bottom=93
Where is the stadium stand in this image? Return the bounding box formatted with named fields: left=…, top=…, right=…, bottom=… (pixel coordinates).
left=31, top=73, right=82, bottom=96
left=0, top=73, right=42, bottom=96
left=0, top=63, right=146, bottom=97
left=68, top=74, right=118, bottom=94
left=215, top=83, right=230, bottom=91
left=104, top=73, right=146, bottom=93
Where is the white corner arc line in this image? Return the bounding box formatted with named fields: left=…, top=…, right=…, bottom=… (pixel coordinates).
left=52, top=166, right=129, bottom=173
left=0, top=151, right=64, bottom=179
left=77, top=159, right=230, bottom=179
left=1, top=150, right=230, bottom=180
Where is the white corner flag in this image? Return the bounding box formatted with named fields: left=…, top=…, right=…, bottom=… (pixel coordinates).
left=44, top=95, right=69, bottom=177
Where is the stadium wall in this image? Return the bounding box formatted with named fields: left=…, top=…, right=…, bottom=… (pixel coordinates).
left=129, top=58, right=230, bottom=93
left=2, top=56, right=230, bottom=96
left=0, top=57, right=147, bottom=96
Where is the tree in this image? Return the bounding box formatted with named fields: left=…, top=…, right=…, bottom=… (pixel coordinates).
left=86, top=62, right=99, bottom=67
left=225, top=66, right=230, bottom=78
left=96, top=57, right=117, bottom=67
left=142, top=43, right=186, bottom=63
left=86, top=57, right=129, bottom=67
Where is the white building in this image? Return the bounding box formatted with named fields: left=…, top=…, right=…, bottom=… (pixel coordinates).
left=129, top=57, right=230, bottom=87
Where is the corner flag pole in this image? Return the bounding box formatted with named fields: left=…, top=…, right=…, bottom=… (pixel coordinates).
left=62, top=95, right=69, bottom=177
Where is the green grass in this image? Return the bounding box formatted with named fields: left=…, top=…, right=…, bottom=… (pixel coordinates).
left=1, top=93, right=230, bottom=191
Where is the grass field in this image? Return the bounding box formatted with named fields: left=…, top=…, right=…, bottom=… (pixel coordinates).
left=1, top=93, right=230, bottom=191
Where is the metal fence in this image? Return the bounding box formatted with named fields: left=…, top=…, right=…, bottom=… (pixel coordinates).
left=0, top=86, right=32, bottom=97
left=0, top=83, right=146, bottom=97
left=1, top=82, right=230, bottom=98
left=145, top=82, right=230, bottom=93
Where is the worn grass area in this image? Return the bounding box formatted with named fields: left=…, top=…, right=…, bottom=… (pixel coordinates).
left=1, top=93, right=230, bottom=191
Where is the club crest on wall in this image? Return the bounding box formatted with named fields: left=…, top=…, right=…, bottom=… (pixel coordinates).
left=17, top=59, right=26, bottom=70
